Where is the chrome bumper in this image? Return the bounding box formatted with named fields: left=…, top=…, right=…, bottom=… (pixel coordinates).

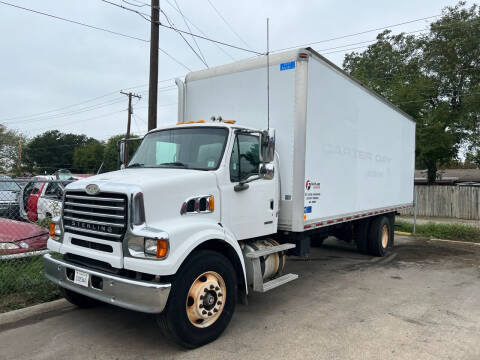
left=43, top=254, right=171, bottom=313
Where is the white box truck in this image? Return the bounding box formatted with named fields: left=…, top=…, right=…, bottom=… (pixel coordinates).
left=44, top=48, right=415, bottom=348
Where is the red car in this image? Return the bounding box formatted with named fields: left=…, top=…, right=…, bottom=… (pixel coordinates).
left=0, top=218, right=49, bottom=255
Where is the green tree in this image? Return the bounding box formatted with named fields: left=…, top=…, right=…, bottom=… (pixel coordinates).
left=103, top=134, right=141, bottom=172
left=24, top=130, right=97, bottom=174
left=343, top=1, right=480, bottom=183
left=0, top=125, right=26, bottom=174
left=73, top=140, right=105, bottom=174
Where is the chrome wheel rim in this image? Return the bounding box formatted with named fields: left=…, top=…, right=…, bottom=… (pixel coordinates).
left=381, top=224, right=389, bottom=248
left=186, top=271, right=226, bottom=328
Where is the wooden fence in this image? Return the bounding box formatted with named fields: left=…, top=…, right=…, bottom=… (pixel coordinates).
left=399, top=185, right=480, bottom=220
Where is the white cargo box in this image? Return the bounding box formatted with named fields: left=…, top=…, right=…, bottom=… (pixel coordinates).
left=183, top=48, right=415, bottom=232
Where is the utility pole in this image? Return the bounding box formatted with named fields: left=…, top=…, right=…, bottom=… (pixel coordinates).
left=17, top=139, right=22, bottom=171
left=148, top=0, right=160, bottom=131
left=120, top=91, right=142, bottom=165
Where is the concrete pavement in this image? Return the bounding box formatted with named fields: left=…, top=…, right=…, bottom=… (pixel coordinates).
left=1, top=235, right=479, bottom=360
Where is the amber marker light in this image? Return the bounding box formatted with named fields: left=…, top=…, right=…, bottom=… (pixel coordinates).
left=223, top=120, right=236, bottom=124
left=156, top=239, right=169, bottom=258
left=208, top=196, right=215, bottom=211
left=49, top=222, right=56, bottom=239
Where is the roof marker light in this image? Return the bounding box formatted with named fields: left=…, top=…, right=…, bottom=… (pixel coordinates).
left=223, top=120, right=236, bottom=124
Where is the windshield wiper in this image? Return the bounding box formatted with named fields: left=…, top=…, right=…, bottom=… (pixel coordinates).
left=158, top=162, right=188, bottom=168
left=127, top=163, right=144, bottom=168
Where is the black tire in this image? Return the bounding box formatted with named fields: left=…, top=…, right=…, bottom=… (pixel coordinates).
left=157, top=250, right=237, bottom=348
left=367, top=216, right=391, bottom=257
left=59, top=287, right=101, bottom=308
left=354, top=219, right=370, bottom=254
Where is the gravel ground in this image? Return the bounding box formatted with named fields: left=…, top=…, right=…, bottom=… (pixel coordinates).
left=1, top=235, right=479, bottom=360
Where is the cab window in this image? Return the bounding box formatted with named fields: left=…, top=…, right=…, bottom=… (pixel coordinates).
left=230, top=134, right=260, bottom=182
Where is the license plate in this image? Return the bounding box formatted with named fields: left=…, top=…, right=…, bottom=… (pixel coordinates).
left=74, top=270, right=89, bottom=287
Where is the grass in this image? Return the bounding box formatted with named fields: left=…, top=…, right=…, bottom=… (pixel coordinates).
left=395, top=221, right=480, bottom=243
left=0, top=255, right=60, bottom=313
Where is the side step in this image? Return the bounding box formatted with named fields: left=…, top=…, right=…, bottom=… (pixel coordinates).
left=245, top=243, right=299, bottom=293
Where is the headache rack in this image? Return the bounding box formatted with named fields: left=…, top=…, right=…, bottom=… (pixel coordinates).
left=62, top=191, right=128, bottom=241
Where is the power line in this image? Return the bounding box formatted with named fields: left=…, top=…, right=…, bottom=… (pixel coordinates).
left=26, top=109, right=127, bottom=133
left=101, top=0, right=208, bottom=66
left=3, top=98, right=126, bottom=125
left=99, top=0, right=262, bottom=55
left=160, top=9, right=209, bottom=67
left=0, top=81, right=176, bottom=124
left=205, top=0, right=253, bottom=51
left=163, top=0, right=236, bottom=61
left=0, top=0, right=191, bottom=71
left=273, top=14, right=442, bottom=52
left=317, top=20, right=480, bottom=55
left=159, top=22, right=263, bottom=54
left=173, top=0, right=208, bottom=66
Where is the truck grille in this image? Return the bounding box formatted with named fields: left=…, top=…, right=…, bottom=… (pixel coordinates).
left=63, top=191, right=128, bottom=241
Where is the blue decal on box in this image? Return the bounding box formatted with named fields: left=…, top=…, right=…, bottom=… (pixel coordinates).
left=304, top=206, right=312, bottom=214
left=280, top=61, right=295, bottom=71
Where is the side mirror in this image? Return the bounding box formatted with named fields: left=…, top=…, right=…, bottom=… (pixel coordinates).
left=259, top=163, right=274, bottom=180
left=261, top=128, right=275, bottom=163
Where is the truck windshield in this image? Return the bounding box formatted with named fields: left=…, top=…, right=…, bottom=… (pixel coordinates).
left=128, top=127, right=229, bottom=170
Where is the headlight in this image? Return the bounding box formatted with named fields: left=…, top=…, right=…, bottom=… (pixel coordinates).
left=0, top=243, right=20, bottom=250
left=127, top=234, right=169, bottom=259
left=19, top=241, right=30, bottom=249
left=144, top=238, right=169, bottom=258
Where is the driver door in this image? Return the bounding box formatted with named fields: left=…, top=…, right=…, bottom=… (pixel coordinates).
left=221, top=133, right=277, bottom=240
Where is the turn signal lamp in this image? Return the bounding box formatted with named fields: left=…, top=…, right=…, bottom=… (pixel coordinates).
left=208, top=196, right=214, bottom=211
left=49, top=222, right=56, bottom=240
left=49, top=221, right=62, bottom=241
left=145, top=238, right=169, bottom=258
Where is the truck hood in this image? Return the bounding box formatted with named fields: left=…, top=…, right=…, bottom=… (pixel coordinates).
left=69, top=168, right=215, bottom=189
left=66, top=168, right=220, bottom=224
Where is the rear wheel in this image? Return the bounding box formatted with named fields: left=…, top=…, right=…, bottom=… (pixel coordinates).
left=367, top=216, right=391, bottom=257
left=59, top=287, right=101, bottom=308
left=354, top=219, right=370, bottom=254
left=157, top=250, right=237, bottom=348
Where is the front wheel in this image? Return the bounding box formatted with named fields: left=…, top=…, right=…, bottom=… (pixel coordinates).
left=157, top=250, right=237, bottom=348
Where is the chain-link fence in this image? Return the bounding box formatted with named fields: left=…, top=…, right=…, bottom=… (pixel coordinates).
left=0, top=177, right=72, bottom=312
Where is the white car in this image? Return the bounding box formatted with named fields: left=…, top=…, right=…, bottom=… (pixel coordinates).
left=20, top=176, right=65, bottom=222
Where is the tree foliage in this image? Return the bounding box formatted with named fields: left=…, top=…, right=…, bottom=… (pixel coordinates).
left=0, top=125, right=26, bottom=174
left=103, top=134, right=140, bottom=172
left=73, top=140, right=105, bottom=174
left=343, top=1, right=480, bottom=183
left=24, top=130, right=98, bottom=174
